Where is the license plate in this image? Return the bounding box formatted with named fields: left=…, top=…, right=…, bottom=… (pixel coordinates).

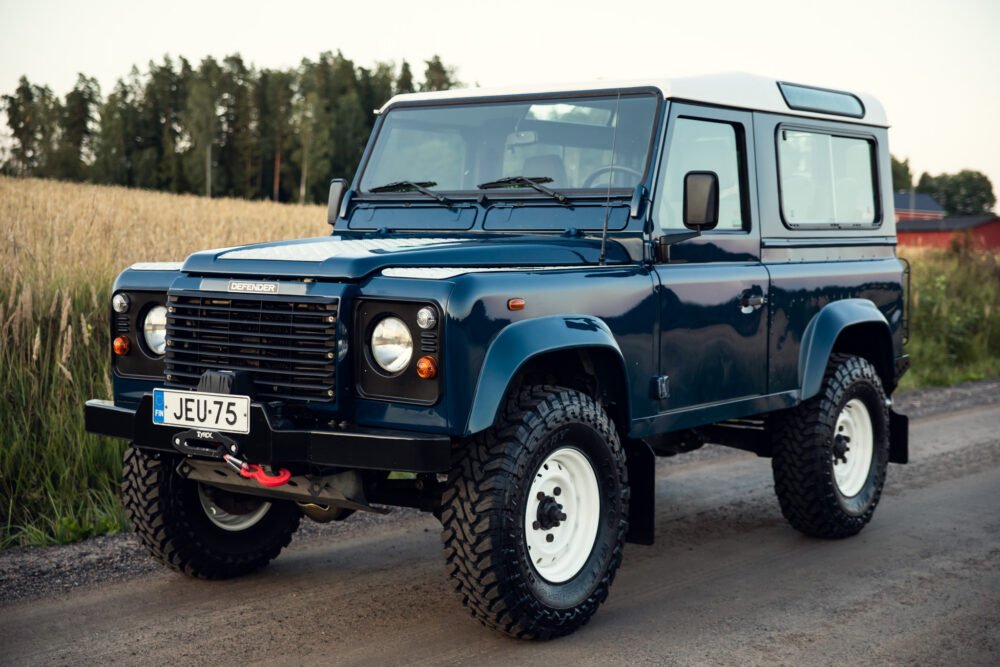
left=152, top=389, right=251, bottom=434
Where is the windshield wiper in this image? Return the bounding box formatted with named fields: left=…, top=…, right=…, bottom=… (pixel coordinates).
left=477, top=175, right=570, bottom=205
left=368, top=180, right=452, bottom=205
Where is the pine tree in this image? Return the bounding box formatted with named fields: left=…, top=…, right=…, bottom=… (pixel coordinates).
left=92, top=78, right=138, bottom=186
left=422, top=55, right=458, bottom=92
left=55, top=74, right=101, bottom=181
left=217, top=55, right=256, bottom=199
left=186, top=57, right=222, bottom=197
left=396, top=61, right=415, bottom=95
left=2, top=77, right=39, bottom=175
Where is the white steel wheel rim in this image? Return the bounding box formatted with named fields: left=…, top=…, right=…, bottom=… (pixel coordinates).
left=198, top=485, right=271, bottom=532
left=524, top=446, right=601, bottom=584
left=832, top=398, right=874, bottom=497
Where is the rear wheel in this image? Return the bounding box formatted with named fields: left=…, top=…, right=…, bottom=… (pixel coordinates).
left=440, top=386, right=629, bottom=639
left=121, top=446, right=300, bottom=579
left=770, top=354, right=890, bottom=538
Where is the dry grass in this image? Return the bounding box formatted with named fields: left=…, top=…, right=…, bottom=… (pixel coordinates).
left=0, top=177, right=327, bottom=547
left=1, top=176, right=328, bottom=293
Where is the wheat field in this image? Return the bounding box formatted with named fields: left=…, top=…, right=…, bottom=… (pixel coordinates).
left=0, top=177, right=327, bottom=547
left=1, top=176, right=328, bottom=292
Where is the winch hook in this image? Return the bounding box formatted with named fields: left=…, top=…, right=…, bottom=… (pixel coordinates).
left=223, top=454, right=291, bottom=488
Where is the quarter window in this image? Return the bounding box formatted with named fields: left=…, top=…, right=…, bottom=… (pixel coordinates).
left=656, top=118, right=745, bottom=231
left=777, top=129, right=878, bottom=226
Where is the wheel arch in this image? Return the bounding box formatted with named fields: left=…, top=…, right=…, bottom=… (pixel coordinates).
left=463, top=316, right=631, bottom=436
left=799, top=299, right=895, bottom=401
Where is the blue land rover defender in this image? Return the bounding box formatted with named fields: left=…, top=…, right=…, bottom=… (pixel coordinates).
left=86, top=73, right=909, bottom=639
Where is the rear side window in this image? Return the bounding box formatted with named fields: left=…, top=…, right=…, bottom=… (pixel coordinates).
left=777, top=128, right=879, bottom=227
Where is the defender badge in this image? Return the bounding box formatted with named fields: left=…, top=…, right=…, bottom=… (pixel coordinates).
left=227, top=280, right=278, bottom=293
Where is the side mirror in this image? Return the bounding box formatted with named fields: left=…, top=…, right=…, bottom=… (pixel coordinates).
left=327, top=178, right=348, bottom=226
left=682, top=171, right=719, bottom=231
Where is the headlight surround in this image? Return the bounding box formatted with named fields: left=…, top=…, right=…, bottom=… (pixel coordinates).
left=370, top=316, right=413, bottom=373
left=142, top=305, right=168, bottom=356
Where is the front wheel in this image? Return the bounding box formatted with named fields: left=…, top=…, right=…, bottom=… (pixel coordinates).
left=440, top=386, right=629, bottom=639
left=121, top=446, right=301, bottom=579
left=770, top=354, right=890, bottom=538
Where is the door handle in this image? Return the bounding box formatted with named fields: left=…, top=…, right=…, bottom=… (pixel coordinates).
left=739, top=292, right=767, bottom=314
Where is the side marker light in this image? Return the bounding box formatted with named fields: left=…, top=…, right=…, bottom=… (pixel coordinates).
left=507, top=298, right=525, bottom=311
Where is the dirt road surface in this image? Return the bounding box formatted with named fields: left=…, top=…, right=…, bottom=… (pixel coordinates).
left=2, top=394, right=998, bottom=665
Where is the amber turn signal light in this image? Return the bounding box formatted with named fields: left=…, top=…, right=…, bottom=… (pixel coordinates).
left=507, top=298, right=525, bottom=311
left=113, top=336, right=130, bottom=356
left=416, top=355, right=438, bottom=379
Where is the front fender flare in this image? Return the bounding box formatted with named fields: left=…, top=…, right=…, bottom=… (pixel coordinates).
left=799, top=299, right=892, bottom=400
left=463, top=315, right=628, bottom=436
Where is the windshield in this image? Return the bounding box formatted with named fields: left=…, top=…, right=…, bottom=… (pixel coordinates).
left=360, top=92, right=659, bottom=195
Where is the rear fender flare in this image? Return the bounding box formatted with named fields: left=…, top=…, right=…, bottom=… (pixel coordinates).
left=798, top=299, right=893, bottom=400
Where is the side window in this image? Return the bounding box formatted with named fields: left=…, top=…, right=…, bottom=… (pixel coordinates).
left=656, top=118, right=745, bottom=231
left=777, top=129, right=877, bottom=226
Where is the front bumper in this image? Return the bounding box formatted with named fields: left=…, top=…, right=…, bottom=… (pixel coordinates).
left=85, top=396, right=453, bottom=473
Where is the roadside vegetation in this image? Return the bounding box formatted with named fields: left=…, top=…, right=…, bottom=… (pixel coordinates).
left=1, top=176, right=997, bottom=548
left=1, top=177, right=325, bottom=548
left=898, top=240, right=1000, bottom=389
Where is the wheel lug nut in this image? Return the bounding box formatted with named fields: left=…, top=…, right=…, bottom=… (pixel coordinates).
left=532, top=521, right=540, bottom=530
left=546, top=534, right=554, bottom=543
left=553, top=486, right=561, bottom=496
left=537, top=492, right=546, bottom=501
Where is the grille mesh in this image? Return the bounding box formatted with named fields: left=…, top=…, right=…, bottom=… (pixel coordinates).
left=164, top=293, right=338, bottom=403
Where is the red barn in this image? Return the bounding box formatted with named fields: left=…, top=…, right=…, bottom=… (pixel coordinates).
left=894, top=192, right=946, bottom=222
left=897, top=215, right=1000, bottom=249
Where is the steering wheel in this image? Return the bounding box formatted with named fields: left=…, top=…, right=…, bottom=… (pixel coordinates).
left=582, top=165, right=643, bottom=188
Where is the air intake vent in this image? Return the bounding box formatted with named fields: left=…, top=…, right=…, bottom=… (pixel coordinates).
left=164, top=293, right=338, bottom=404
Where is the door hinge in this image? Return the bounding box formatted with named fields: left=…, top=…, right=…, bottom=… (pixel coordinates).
left=651, top=375, right=670, bottom=400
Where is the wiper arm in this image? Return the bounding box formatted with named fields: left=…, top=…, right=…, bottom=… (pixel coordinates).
left=368, top=180, right=452, bottom=205
left=477, top=175, right=569, bottom=205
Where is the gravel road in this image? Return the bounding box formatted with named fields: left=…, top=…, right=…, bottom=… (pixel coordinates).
left=1, top=380, right=998, bottom=665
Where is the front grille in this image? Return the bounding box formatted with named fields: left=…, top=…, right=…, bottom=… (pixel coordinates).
left=164, top=293, right=338, bottom=403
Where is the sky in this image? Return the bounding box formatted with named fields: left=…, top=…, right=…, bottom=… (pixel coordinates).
left=1, top=0, right=999, bottom=192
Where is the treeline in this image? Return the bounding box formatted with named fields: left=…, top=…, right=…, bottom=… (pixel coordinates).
left=1, top=52, right=459, bottom=204
left=891, top=156, right=995, bottom=216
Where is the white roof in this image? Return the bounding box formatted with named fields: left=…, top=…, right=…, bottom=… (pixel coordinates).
left=380, top=72, right=888, bottom=127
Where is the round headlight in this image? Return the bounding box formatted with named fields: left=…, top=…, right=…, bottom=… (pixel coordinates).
left=142, top=305, right=168, bottom=356
left=416, top=306, right=437, bottom=330
left=112, top=293, right=130, bottom=314
left=370, top=316, right=413, bottom=373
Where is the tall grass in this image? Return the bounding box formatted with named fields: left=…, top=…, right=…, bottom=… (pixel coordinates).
left=1, top=177, right=326, bottom=548
left=898, top=239, right=1000, bottom=389
left=1, top=176, right=998, bottom=548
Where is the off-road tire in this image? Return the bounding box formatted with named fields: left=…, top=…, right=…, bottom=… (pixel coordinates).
left=121, top=446, right=300, bottom=579
left=440, top=385, right=629, bottom=639
left=771, top=354, right=890, bottom=538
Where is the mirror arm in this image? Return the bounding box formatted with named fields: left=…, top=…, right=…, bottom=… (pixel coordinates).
left=629, top=184, right=647, bottom=218
left=659, top=230, right=701, bottom=246
left=338, top=188, right=353, bottom=220
left=654, top=230, right=701, bottom=263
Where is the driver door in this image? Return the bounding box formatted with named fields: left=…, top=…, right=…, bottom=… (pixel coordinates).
left=651, top=104, right=769, bottom=420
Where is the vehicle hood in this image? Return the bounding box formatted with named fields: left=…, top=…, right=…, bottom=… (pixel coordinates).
left=180, top=235, right=632, bottom=280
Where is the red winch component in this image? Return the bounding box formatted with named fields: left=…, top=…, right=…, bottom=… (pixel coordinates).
left=223, top=454, right=291, bottom=487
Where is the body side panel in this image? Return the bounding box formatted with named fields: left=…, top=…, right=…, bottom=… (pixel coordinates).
left=753, top=111, right=904, bottom=396
left=442, top=266, right=659, bottom=436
